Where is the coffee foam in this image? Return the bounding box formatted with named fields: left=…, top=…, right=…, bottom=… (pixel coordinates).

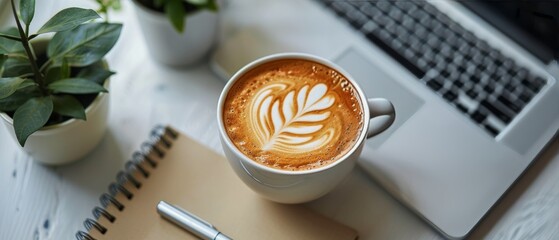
left=223, top=59, right=363, bottom=171
left=251, top=82, right=336, bottom=153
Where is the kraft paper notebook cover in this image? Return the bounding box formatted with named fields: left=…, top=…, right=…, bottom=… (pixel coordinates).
left=76, top=126, right=358, bottom=240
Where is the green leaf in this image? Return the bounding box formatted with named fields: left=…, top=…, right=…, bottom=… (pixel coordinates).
left=184, top=0, right=217, bottom=11
left=45, top=66, right=61, bottom=85
left=48, top=78, right=107, bottom=94
left=60, top=58, right=69, bottom=79
left=76, top=62, right=114, bottom=85
left=19, top=0, right=35, bottom=26
left=0, top=54, right=7, bottom=75
left=17, top=79, right=36, bottom=90
left=13, top=96, right=53, bottom=146
left=154, top=0, right=166, bottom=8
left=43, top=60, right=69, bottom=85
left=0, top=77, right=25, bottom=99
left=37, top=8, right=100, bottom=34
left=0, top=28, right=25, bottom=54
left=1, top=56, right=31, bottom=77
left=204, top=0, right=218, bottom=11
left=47, top=22, right=122, bottom=66
left=165, top=0, right=186, bottom=33
left=52, top=95, right=85, bottom=120
left=0, top=87, right=39, bottom=111
left=185, top=0, right=208, bottom=5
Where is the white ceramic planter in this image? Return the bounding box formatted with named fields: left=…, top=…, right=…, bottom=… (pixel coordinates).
left=132, top=1, right=219, bottom=67
left=0, top=80, right=110, bottom=165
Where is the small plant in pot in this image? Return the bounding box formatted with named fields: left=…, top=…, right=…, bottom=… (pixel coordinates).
left=132, top=0, right=219, bottom=67
left=0, top=0, right=122, bottom=165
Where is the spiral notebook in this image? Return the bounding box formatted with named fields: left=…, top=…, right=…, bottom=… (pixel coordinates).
left=76, top=126, right=358, bottom=240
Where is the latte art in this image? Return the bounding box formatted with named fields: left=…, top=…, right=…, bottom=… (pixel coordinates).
left=223, top=59, right=363, bottom=171
left=251, top=83, right=336, bottom=153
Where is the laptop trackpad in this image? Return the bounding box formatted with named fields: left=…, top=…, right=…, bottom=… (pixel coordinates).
left=335, top=48, right=424, bottom=148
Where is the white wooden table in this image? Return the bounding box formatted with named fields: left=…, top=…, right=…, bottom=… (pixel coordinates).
left=1, top=1, right=558, bottom=239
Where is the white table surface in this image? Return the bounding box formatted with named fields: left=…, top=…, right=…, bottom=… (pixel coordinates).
left=1, top=0, right=558, bottom=239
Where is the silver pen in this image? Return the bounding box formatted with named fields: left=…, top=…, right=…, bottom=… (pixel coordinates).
left=157, top=201, right=233, bottom=240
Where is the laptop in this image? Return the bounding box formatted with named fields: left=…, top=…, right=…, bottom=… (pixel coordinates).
left=211, top=0, right=559, bottom=238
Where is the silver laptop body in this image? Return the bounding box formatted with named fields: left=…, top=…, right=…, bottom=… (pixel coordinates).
left=211, top=0, right=559, bottom=238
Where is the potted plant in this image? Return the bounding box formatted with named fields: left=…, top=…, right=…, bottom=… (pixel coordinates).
left=0, top=0, right=122, bottom=165
left=132, top=0, right=219, bottom=67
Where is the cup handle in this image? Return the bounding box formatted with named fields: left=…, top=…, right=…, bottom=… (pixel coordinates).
left=366, top=98, right=395, bottom=138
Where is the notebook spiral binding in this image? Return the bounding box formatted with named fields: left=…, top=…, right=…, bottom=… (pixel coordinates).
left=75, top=125, right=178, bottom=240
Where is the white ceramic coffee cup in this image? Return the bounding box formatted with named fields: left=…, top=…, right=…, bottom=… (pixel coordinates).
left=217, top=53, right=395, bottom=203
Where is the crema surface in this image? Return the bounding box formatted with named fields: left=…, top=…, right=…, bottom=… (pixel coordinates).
left=223, top=59, right=363, bottom=171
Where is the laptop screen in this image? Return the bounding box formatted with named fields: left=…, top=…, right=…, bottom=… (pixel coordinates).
left=462, top=1, right=559, bottom=63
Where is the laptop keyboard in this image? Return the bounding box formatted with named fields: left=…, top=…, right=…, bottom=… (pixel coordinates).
left=320, top=1, right=548, bottom=136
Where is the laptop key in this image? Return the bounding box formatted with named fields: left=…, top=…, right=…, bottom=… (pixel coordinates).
left=375, top=1, right=392, bottom=13
left=452, top=78, right=465, bottom=88
left=480, top=100, right=512, bottom=123
left=471, top=109, right=487, bottom=124
left=503, top=82, right=517, bottom=92
left=359, top=3, right=382, bottom=18
left=330, top=2, right=353, bottom=17
left=402, top=17, right=415, bottom=30
left=388, top=7, right=404, bottom=22
left=443, top=89, right=458, bottom=102
left=361, top=21, right=378, bottom=33
left=518, top=89, right=534, bottom=103
left=427, top=78, right=443, bottom=91
left=466, top=88, right=478, bottom=99
left=470, top=73, right=481, bottom=84
left=533, top=76, right=547, bottom=89
left=457, top=93, right=477, bottom=112
left=483, top=82, right=495, bottom=93
left=522, top=75, right=546, bottom=92
left=456, top=103, right=469, bottom=113
left=347, top=11, right=369, bottom=28
left=395, top=1, right=416, bottom=13
left=483, top=123, right=499, bottom=136
left=497, top=94, right=521, bottom=113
